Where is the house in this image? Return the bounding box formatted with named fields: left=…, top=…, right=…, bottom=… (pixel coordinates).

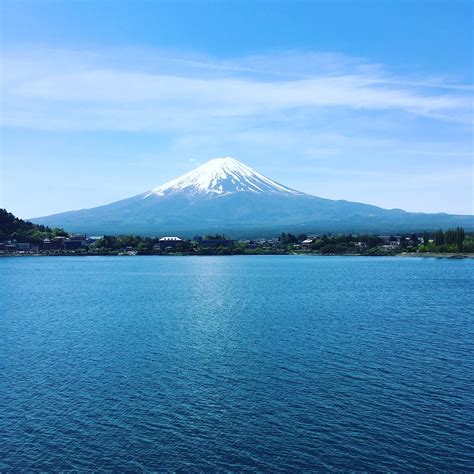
left=5, top=240, right=17, bottom=252
left=87, top=236, right=103, bottom=245
left=50, top=236, right=66, bottom=250
left=71, top=233, right=87, bottom=241
left=64, top=234, right=86, bottom=250
left=388, top=238, right=400, bottom=248
left=238, top=239, right=256, bottom=249
left=268, top=238, right=283, bottom=248
left=64, top=234, right=88, bottom=250
left=64, top=239, right=83, bottom=250
left=301, top=238, right=314, bottom=250
left=158, top=236, right=183, bottom=250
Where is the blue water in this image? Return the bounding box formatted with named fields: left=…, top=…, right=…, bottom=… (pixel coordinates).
left=1, top=256, right=473, bottom=471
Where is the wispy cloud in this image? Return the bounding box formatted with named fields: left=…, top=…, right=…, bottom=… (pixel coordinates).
left=2, top=46, right=472, bottom=215
left=1, top=47, right=472, bottom=132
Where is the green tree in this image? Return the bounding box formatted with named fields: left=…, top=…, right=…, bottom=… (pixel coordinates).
left=434, top=229, right=445, bottom=246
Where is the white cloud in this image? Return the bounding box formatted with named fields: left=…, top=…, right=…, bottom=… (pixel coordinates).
left=2, top=46, right=473, bottom=215
left=1, top=46, right=472, bottom=132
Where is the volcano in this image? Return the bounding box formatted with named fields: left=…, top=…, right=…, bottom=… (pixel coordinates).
left=31, top=157, right=474, bottom=236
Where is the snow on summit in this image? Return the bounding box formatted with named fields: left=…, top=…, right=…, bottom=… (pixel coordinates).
left=146, top=157, right=302, bottom=198
left=32, top=156, right=474, bottom=235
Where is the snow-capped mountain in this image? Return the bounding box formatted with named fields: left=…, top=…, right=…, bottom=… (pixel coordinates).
left=145, top=157, right=301, bottom=198
left=31, top=157, right=474, bottom=236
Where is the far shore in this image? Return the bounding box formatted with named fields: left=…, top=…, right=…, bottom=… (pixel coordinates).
left=2, top=252, right=473, bottom=259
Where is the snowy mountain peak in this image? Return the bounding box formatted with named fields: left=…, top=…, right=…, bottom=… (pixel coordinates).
left=146, top=157, right=302, bottom=198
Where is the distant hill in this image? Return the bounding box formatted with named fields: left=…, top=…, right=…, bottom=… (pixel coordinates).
left=30, top=157, right=474, bottom=237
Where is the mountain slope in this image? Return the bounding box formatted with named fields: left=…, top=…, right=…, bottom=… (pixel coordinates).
left=146, top=157, right=302, bottom=198
left=31, top=157, right=474, bottom=236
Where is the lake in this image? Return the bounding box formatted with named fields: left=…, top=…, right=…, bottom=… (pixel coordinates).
left=1, top=256, right=473, bottom=471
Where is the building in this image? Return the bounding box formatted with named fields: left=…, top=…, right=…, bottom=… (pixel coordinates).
left=388, top=238, right=400, bottom=248
left=158, top=236, right=183, bottom=250
left=301, top=238, right=314, bottom=250
left=50, top=236, right=66, bottom=250
left=64, top=234, right=87, bottom=250
left=64, top=239, right=84, bottom=250
left=87, top=236, right=103, bottom=245
left=267, top=238, right=283, bottom=249
left=71, top=234, right=86, bottom=241
left=238, top=239, right=257, bottom=249
left=5, top=240, right=17, bottom=252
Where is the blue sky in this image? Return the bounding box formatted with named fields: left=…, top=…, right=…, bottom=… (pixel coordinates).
left=1, top=0, right=472, bottom=218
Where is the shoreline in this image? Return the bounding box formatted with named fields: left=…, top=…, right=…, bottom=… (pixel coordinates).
left=2, top=252, right=473, bottom=259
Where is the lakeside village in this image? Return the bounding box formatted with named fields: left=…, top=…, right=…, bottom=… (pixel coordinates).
left=1, top=209, right=473, bottom=257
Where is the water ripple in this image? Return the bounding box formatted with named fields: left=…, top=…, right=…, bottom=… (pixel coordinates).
left=1, top=256, right=473, bottom=471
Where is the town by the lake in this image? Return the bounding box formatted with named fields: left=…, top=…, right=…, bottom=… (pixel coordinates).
left=2, top=209, right=472, bottom=258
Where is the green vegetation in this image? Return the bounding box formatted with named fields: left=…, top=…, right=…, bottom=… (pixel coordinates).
left=290, top=228, right=469, bottom=256
left=418, top=228, right=466, bottom=253
left=95, top=235, right=156, bottom=253
left=1, top=209, right=472, bottom=257
left=90, top=229, right=471, bottom=256
left=303, top=234, right=384, bottom=255
left=279, top=232, right=309, bottom=244
left=93, top=236, right=234, bottom=255
left=0, top=208, right=68, bottom=244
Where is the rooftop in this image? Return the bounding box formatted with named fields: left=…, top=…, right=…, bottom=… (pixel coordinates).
left=159, top=236, right=183, bottom=241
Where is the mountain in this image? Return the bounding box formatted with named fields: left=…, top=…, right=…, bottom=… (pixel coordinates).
left=31, top=157, right=474, bottom=236
left=146, top=157, right=303, bottom=198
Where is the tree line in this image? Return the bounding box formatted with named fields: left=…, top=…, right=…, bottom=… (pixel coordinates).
left=2, top=209, right=473, bottom=254
left=0, top=208, right=68, bottom=244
